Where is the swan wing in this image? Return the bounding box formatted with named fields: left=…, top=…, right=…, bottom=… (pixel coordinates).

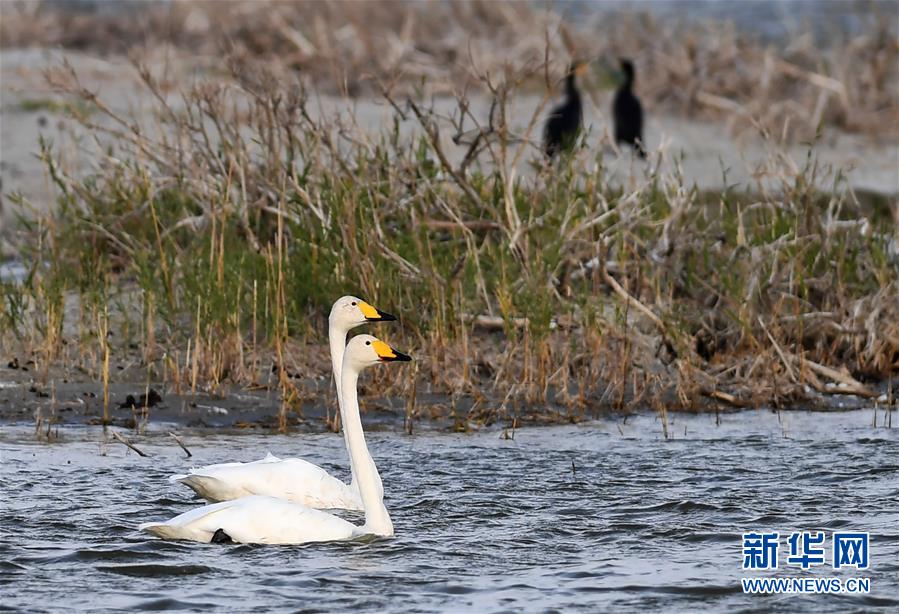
left=139, top=495, right=359, bottom=544
left=172, top=457, right=363, bottom=510
left=167, top=452, right=281, bottom=482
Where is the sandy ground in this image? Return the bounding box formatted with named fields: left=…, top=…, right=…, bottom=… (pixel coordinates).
left=2, top=47, right=898, bottom=243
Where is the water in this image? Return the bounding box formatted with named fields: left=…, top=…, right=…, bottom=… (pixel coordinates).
left=41, top=1, right=898, bottom=42
left=567, top=0, right=896, bottom=43
left=2, top=410, right=897, bottom=612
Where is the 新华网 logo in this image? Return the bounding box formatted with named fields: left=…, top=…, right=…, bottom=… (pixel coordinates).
left=740, top=531, right=871, bottom=595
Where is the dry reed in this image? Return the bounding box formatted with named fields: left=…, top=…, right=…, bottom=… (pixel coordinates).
left=0, top=5, right=896, bottom=430
left=1, top=0, right=896, bottom=140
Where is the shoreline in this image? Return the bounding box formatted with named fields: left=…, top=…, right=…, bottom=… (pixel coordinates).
left=0, top=403, right=893, bottom=447
left=2, top=365, right=892, bottom=433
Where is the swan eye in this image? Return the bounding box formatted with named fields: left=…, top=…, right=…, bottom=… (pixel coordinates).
left=365, top=341, right=371, bottom=345
left=351, top=302, right=357, bottom=306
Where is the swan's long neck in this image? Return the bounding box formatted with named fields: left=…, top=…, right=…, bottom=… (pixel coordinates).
left=340, top=365, right=393, bottom=536
left=328, top=321, right=356, bottom=488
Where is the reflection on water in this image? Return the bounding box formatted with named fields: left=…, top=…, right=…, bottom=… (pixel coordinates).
left=1, top=411, right=897, bottom=612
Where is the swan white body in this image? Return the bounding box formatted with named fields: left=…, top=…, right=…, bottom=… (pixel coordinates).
left=169, top=296, right=394, bottom=510
left=140, top=335, right=409, bottom=544
left=173, top=453, right=360, bottom=509
left=139, top=495, right=360, bottom=544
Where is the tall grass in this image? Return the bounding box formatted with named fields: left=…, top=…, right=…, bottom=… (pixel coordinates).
left=0, top=53, right=896, bottom=429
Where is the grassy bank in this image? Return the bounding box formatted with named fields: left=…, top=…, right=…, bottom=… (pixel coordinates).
left=1, top=54, right=897, bottom=432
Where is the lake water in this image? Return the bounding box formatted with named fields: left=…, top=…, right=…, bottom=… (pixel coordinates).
left=2, top=410, right=897, bottom=612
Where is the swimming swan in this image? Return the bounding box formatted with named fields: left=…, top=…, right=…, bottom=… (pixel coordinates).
left=140, top=335, right=410, bottom=544
left=169, top=296, right=394, bottom=510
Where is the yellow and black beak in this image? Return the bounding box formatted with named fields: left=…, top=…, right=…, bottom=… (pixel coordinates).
left=371, top=340, right=412, bottom=362
left=358, top=300, right=397, bottom=323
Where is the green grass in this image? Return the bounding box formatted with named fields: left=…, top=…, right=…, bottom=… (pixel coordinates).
left=18, top=97, right=94, bottom=117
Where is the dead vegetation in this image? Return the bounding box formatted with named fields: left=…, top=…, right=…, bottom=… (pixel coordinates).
left=0, top=4, right=897, bottom=431
left=1, top=0, right=897, bottom=141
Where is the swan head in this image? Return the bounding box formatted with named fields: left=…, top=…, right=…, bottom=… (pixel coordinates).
left=344, top=334, right=411, bottom=371
left=329, top=296, right=396, bottom=331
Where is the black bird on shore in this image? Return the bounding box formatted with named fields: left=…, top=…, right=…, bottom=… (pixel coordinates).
left=612, top=58, right=646, bottom=158
left=543, top=60, right=588, bottom=159
left=118, top=388, right=162, bottom=409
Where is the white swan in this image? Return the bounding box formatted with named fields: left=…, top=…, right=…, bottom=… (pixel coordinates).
left=140, top=335, right=410, bottom=544
left=170, top=296, right=394, bottom=510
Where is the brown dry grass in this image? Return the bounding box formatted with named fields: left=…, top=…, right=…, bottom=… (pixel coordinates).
left=1, top=46, right=897, bottom=432
left=0, top=4, right=897, bottom=433
left=2, top=0, right=897, bottom=141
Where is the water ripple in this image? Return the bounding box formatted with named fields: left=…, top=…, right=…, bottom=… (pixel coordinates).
left=2, top=412, right=897, bottom=612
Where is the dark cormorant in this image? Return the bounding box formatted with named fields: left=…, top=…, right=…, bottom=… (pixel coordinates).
left=543, top=61, right=588, bottom=159
left=613, top=58, right=646, bottom=158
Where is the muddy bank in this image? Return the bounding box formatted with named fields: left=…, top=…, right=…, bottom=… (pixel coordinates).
left=0, top=373, right=411, bottom=431
left=1, top=359, right=891, bottom=433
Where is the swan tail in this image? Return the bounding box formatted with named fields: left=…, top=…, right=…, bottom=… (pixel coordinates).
left=139, top=521, right=211, bottom=542
left=139, top=521, right=173, bottom=538
left=168, top=473, right=188, bottom=482
left=175, top=474, right=231, bottom=502
left=139, top=522, right=183, bottom=540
